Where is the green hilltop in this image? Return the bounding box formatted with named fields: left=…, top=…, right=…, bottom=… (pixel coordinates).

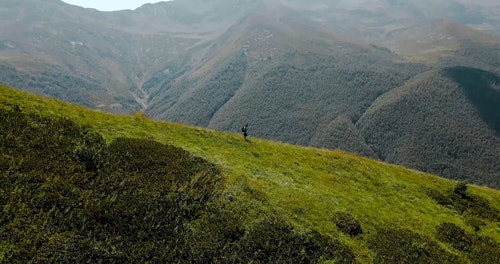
left=1, top=84, right=500, bottom=263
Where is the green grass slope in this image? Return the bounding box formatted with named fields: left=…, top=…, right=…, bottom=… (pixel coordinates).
left=1, top=84, right=500, bottom=263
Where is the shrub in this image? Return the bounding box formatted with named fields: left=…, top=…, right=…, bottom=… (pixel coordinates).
left=463, top=214, right=485, bottom=232
left=427, top=186, right=500, bottom=222
left=0, top=109, right=225, bottom=263
left=369, top=228, right=460, bottom=264
left=426, top=188, right=452, bottom=206
left=184, top=204, right=245, bottom=263
left=332, top=212, right=363, bottom=237
left=470, top=235, right=500, bottom=264
left=186, top=210, right=357, bottom=264
left=436, top=223, right=473, bottom=252
left=454, top=181, right=468, bottom=198
left=451, top=192, right=499, bottom=221
left=237, top=217, right=356, bottom=264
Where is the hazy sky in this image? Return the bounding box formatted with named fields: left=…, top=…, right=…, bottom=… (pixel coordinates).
left=62, top=0, right=166, bottom=11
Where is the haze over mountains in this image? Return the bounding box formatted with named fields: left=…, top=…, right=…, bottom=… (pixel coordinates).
left=0, top=0, right=499, bottom=187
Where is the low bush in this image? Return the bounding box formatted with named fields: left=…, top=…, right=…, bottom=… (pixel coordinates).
left=427, top=185, right=500, bottom=222
left=369, top=228, right=460, bottom=264
left=236, top=217, right=356, bottom=264
left=332, top=211, right=363, bottom=237
left=469, top=235, right=500, bottom=264
left=463, top=214, right=486, bottom=232
left=426, top=188, right=453, bottom=206
left=436, top=222, right=473, bottom=252
left=435, top=221, right=500, bottom=264
left=0, top=108, right=223, bottom=262
left=454, top=181, right=468, bottom=198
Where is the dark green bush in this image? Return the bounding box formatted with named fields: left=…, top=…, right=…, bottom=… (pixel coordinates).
left=427, top=186, right=500, bottom=222
left=464, top=214, right=486, bottom=232
left=185, top=205, right=245, bottom=263
left=450, top=192, right=499, bottom=221
left=332, top=211, right=363, bottom=237
left=236, top=217, right=356, bottom=264
left=426, top=188, right=453, bottom=206
left=435, top=221, right=500, bottom=264
left=436, top=222, right=473, bottom=252
left=369, top=228, right=460, bottom=264
left=469, top=235, right=500, bottom=264
left=0, top=109, right=223, bottom=262
left=454, top=181, right=468, bottom=198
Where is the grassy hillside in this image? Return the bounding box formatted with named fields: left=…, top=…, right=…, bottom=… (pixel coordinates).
left=1, top=84, right=500, bottom=263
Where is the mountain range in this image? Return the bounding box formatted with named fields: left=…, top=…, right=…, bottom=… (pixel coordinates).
left=0, top=0, right=499, bottom=187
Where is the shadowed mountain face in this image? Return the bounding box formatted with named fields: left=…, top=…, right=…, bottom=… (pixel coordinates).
left=356, top=68, right=500, bottom=187
left=0, top=0, right=499, bottom=187
left=444, top=67, right=500, bottom=135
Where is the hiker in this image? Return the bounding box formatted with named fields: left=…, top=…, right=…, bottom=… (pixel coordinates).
left=242, top=124, right=249, bottom=141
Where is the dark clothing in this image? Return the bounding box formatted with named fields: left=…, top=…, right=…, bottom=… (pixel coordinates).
left=242, top=125, right=248, bottom=140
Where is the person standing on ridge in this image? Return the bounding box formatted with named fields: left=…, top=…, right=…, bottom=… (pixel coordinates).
left=242, top=124, right=249, bottom=141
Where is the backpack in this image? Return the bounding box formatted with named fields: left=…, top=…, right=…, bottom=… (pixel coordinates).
left=242, top=126, right=245, bottom=132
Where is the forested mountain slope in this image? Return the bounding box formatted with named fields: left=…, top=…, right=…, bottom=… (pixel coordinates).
left=357, top=67, right=500, bottom=187
left=146, top=11, right=427, bottom=145
left=1, top=84, right=500, bottom=263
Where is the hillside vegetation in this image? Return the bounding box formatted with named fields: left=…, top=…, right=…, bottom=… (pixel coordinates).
left=1, top=85, right=500, bottom=263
